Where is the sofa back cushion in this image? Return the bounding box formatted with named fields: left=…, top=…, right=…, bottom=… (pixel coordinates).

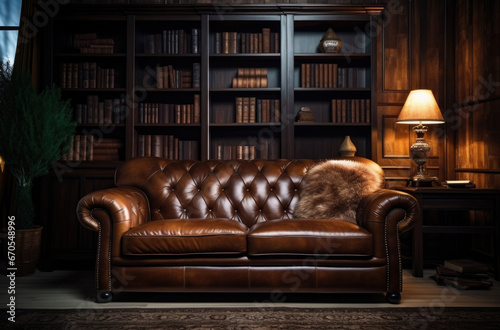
left=115, top=158, right=316, bottom=228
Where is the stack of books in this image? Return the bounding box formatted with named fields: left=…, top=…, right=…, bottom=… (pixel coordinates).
left=63, top=136, right=123, bottom=162
left=232, top=68, right=268, bottom=88
left=73, top=33, right=114, bottom=54
left=432, top=259, right=493, bottom=289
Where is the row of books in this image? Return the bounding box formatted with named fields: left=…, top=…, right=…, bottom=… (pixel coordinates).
left=74, top=96, right=126, bottom=125
left=331, top=99, right=371, bottom=124
left=232, top=67, right=268, bottom=88
left=153, top=63, right=200, bottom=89
left=143, top=28, right=200, bottom=54
left=235, top=97, right=280, bottom=123
left=137, top=135, right=198, bottom=160
left=431, top=259, right=493, bottom=289
left=72, top=33, right=115, bottom=54
left=300, top=64, right=369, bottom=88
left=138, top=97, right=200, bottom=124
left=62, top=136, right=123, bottom=161
left=59, top=62, right=116, bottom=89
left=214, top=139, right=279, bottom=160
left=214, top=29, right=280, bottom=54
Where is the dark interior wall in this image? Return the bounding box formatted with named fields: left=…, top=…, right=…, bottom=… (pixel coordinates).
left=452, top=0, right=500, bottom=188
left=372, top=0, right=499, bottom=188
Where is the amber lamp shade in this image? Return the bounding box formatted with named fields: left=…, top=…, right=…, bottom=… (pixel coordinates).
left=396, top=89, right=445, bottom=185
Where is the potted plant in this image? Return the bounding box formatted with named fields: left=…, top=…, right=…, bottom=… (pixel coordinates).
left=0, top=61, right=76, bottom=276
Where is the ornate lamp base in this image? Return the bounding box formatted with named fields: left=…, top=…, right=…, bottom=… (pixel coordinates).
left=407, top=123, right=440, bottom=187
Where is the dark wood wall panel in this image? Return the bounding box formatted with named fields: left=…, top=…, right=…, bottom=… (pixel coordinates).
left=472, top=0, right=500, bottom=101
left=453, top=0, right=500, bottom=188
left=456, top=100, right=500, bottom=188
left=381, top=4, right=410, bottom=93
left=373, top=0, right=412, bottom=178
left=377, top=106, right=409, bottom=159
left=38, top=170, right=115, bottom=268
left=418, top=0, right=446, bottom=105
left=376, top=0, right=410, bottom=104
left=375, top=0, right=447, bottom=185
left=454, top=0, right=473, bottom=104
left=47, top=177, right=81, bottom=251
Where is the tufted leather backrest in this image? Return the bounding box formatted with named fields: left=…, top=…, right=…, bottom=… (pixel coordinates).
left=114, top=157, right=384, bottom=228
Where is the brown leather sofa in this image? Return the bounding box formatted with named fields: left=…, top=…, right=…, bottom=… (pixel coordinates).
left=76, top=156, right=419, bottom=304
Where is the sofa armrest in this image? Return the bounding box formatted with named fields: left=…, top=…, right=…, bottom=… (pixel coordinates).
left=77, top=186, right=150, bottom=232
left=356, top=189, right=420, bottom=293
left=76, top=186, right=150, bottom=292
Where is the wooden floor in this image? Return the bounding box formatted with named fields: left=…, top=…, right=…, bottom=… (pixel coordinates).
left=1, top=269, right=499, bottom=309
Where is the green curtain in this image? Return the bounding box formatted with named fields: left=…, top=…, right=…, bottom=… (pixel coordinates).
left=1, top=0, right=39, bottom=223
left=14, top=0, right=40, bottom=85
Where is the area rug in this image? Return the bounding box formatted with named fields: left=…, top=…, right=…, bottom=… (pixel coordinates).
left=3, top=307, right=500, bottom=329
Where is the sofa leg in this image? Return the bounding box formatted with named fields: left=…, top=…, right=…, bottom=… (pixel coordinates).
left=96, top=291, right=113, bottom=303
left=386, top=292, right=401, bottom=304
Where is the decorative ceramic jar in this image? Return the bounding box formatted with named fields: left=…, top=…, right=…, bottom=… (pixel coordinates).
left=319, top=28, right=342, bottom=53
left=339, top=135, right=356, bottom=157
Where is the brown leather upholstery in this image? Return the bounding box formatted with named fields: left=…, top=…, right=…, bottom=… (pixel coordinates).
left=114, top=158, right=317, bottom=227
left=76, top=157, right=420, bottom=303
left=122, top=219, right=248, bottom=256
left=247, top=218, right=373, bottom=256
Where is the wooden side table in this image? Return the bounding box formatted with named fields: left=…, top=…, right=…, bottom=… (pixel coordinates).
left=394, top=187, right=500, bottom=280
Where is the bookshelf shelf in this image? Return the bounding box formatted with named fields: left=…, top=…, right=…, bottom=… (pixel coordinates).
left=77, top=123, right=126, bottom=127
left=136, top=52, right=201, bottom=56
left=294, top=87, right=370, bottom=92
left=134, top=88, right=201, bottom=92
left=294, top=53, right=370, bottom=59
left=61, top=88, right=127, bottom=92
left=210, top=53, right=281, bottom=58
left=294, top=122, right=371, bottom=127
left=210, top=123, right=281, bottom=127
left=135, top=123, right=201, bottom=127
left=210, top=88, right=281, bottom=92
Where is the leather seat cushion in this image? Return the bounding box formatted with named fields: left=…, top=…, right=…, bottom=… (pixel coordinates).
left=247, top=219, right=373, bottom=256
left=122, top=219, right=248, bottom=256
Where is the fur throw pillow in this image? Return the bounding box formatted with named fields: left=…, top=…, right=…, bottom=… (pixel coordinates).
left=293, top=160, right=384, bottom=224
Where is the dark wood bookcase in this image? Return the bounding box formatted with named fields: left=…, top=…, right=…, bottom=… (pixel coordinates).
left=40, top=4, right=383, bottom=268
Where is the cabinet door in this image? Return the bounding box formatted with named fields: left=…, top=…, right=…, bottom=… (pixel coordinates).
left=291, top=15, right=373, bottom=160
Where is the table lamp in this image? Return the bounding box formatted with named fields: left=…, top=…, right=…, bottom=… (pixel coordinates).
left=396, top=89, right=444, bottom=186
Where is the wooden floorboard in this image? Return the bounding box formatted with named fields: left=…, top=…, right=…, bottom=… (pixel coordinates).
left=1, top=269, right=499, bottom=309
